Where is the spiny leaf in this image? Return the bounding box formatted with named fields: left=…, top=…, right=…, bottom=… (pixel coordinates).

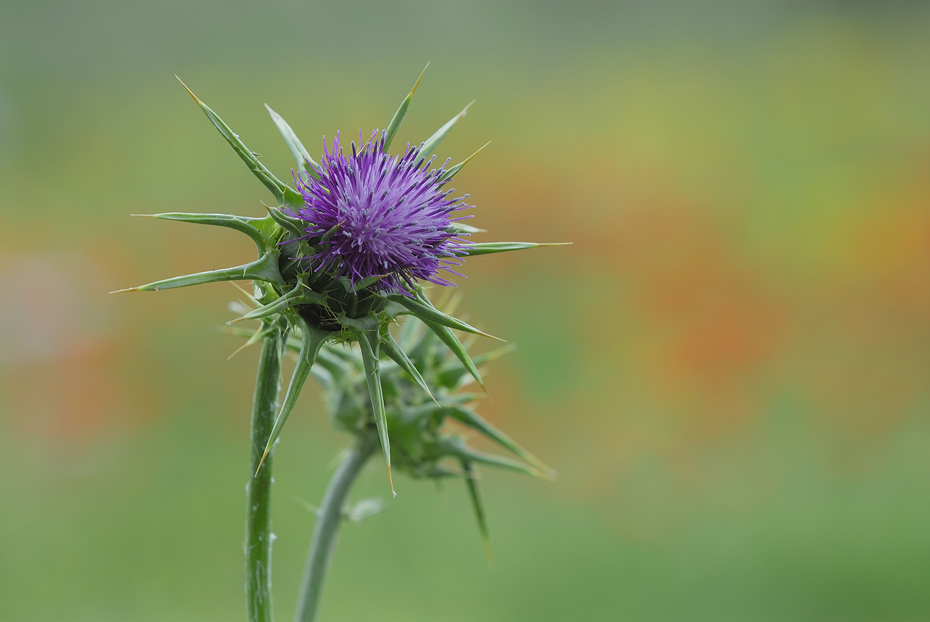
left=448, top=406, right=555, bottom=477
left=256, top=319, right=330, bottom=474
left=388, top=295, right=505, bottom=342
left=265, top=103, right=318, bottom=173
left=177, top=77, right=294, bottom=204
left=416, top=100, right=474, bottom=164
left=460, top=242, right=571, bottom=257
left=438, top=141, right=490, bottom=182
left=420, top=318, right=486, bottom=393
left=384, top=63, right=428, bottom=151
left=462, top=460, right=493, bottom=564
left=111, top=250, right=283, bottom=293
left=350, top=325, right=395, bottom=496
left=264, top=204, right=305, bottom=236
left=229, top=281, right=326, bottom=323
left=379, top=327, right=436, bottom=403
left=440, top=438, right=552, bottom=480
left=135, top=212, right=268, bottom=254
left=229, top=280, right=300, bottom=323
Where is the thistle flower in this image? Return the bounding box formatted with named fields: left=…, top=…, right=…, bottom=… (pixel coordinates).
left=117, top=68, right=566, bottom=493
left=287, top=130, right=470, bottom=295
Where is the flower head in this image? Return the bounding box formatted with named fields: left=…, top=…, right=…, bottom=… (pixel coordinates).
left=288, top=130, right=471, bottom=294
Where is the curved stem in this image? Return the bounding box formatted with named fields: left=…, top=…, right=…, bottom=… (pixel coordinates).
left=295, top=434, right=378, bottom=622
left=246, top=333, right=282, bottom=622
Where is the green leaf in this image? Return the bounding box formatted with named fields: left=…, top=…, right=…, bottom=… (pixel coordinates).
left=350, top=325, right=395, bottom=496
left=440, top=438, right=551, bottom=480
left=460, top=241, right=571, bottom=257
left=111, top=250, right=283, bottom=292
left=177, top=77, right=292, bottom=204
left=387, top=295, right=504, bottom=342
left=379, top=327, right=436, bottom=402
left=384, top=63, right=428, bottom=151
left=136, top=212, right=268, bottom=254
left=416, top=100, right=474, bottom=164
left=265, top=103, right=318, bottom=173
left=420, top=318, right=486, bottom=392
left=257, top=318, right=330, bottom=473
left=462, top=460, right=493, bottom=564
left=447, top=406, right=555, bottom=477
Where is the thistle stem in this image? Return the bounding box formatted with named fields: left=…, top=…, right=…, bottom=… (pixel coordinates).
left=295, top=434, right=378, bottom=622
left=246, top=333, right=282, bottom=622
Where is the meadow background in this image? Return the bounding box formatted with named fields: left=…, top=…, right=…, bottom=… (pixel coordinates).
left=2, top=1, right=930, bottom=620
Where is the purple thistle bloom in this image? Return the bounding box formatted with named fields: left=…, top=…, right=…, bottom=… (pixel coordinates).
left=287, top=130, right=471, bottom=295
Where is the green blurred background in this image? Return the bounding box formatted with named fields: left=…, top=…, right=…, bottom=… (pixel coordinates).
left=2, top=1, right=930, bottom=620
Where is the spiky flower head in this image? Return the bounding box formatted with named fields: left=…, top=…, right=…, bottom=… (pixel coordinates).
left=117, top=68, right=566, bottom=493
left=288, top=130, right=469, bottom=295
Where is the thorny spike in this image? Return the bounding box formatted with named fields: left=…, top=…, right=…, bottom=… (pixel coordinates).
left=227, top=325, right=273, bottom=360
left=448, top=406, right=555, bottom=477
left=348, top=323, right=396, bottom=496
left=176, top=76, right=301, bottom=206
left=379, top=328, right=439, bottom=405
left=439, top=141, right=491, bottom=183
left=442, top=438, right=553, bottom=480
left=110, top=250, right=283, bottom=293
left=462, top=460, right=494, bottom=565
left=417, top=100, right=474, bottom=164
left=265, top=103, right=319, bottom=172
left=389, top=295, right=506, bottom=342
left=420, top=318, right=488, bottom=394
left=461, top=242, right=572, bottom=257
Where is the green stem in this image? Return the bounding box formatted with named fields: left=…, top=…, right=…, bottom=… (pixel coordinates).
left=294, top=434, right=378, bottom=622
left=246, top=333, right=282, bottom=622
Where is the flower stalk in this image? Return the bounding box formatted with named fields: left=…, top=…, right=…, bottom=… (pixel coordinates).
left=294, top=434, right=378, bottom=622
left=246, top=331, right=283, bottom=622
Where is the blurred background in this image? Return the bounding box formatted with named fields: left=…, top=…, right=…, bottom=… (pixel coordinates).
left=2, top=1, right=930, bottom=620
